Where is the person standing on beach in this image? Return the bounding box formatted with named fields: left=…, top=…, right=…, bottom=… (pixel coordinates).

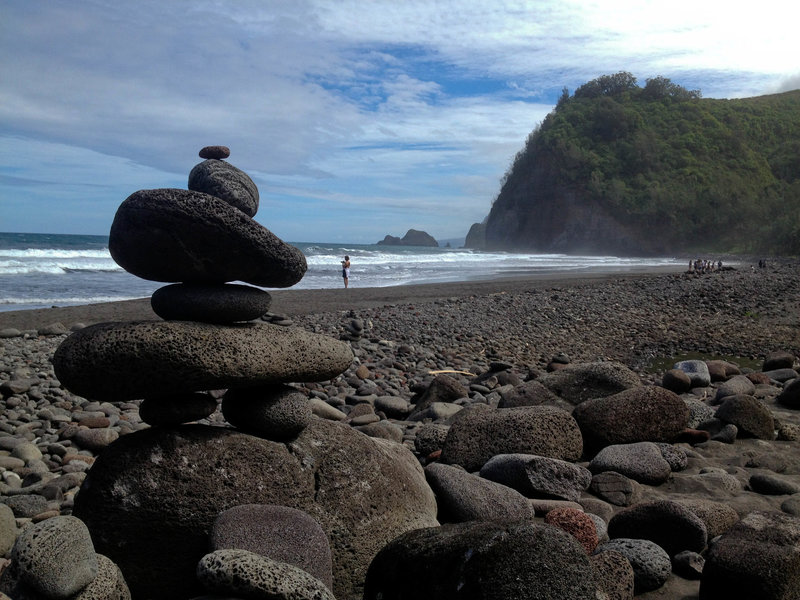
left=341, top=255, right=350, bottom=288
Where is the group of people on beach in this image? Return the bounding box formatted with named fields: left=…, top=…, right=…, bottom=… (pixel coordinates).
left=688, top=258, right=722, bottom=274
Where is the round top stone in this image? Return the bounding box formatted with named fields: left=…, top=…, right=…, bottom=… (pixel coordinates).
left=199, top=146, right=230, bottom=159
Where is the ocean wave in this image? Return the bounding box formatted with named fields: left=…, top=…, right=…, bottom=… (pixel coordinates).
left=0, top=248, right=110, bottom=259
left=0, top=260, right=122, bottom=275
left=0, top=294, right=139, bottom=306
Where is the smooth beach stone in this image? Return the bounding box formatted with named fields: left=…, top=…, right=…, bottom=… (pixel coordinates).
left=662, top=368, right=692, bottom=393
left=700, top=511, right=800, bottom=600
left=763, top=368, right=799, bottom=383
left=497, top=379, right=566, bottom=409
left=714, top=375, right=756, bottom=401
left=53, top=321, right=353, bottom=402
left=12, top=515, right=98, bottom=598
left=363, top=521, right=598, bottom=600
left=355, top=420, right=404, bottom=443
left=589, top=471, right=642, bottom=507
left=210, top=504, right=332, bottom=591
left=608, top=500, right=708, bottom=556
left=714, top=394, right=774, bottom=439
left=479, top=453, right=592, bottom=502
left=72, top=420, right=437, bottom=600
left=139, top=392, right=218, bottom=426
left=411, top=374, right=469, bottom=416
left=188, top=159, right=259, bottom=216
left=222, top=385, right=312, bottom=440
left=572, top=386, right=689, bottom=453
left=776, top=378, right=800, bottom=408
left=538, top=361, right=642, bottom=405
left=424, top=462, right=535, bottom=523
left=749, top=472, right=800, bottom=495
left=595, top=538, right=671, bottom=594
left=440, top=405, right=583, bottom=472
left=674, top=360, right=711, bottom=387
left=109, top=188, right=305, bottom=287
left=199, top=145, right=231, bottom=159
left=589, top=442, right=672, bottom=485
left=677, top=498, right=740, bottom=539
left=0, top=504, right=17, bottom=557
left=198, top=549, right=334, bottom=600
left=151, top=283, right=272, bottom=323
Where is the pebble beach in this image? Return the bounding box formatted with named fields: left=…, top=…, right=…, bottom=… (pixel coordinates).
left=1, top=260, right=800, bottom=597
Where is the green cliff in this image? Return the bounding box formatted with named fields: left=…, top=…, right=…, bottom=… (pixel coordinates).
left=473, top=73, right=800, bottom=255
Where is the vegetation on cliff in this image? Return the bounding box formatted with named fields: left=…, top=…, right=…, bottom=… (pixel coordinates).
left=482, top=73, right=800, bottom=254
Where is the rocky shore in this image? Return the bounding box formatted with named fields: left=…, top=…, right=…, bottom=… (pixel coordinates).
left=0, top=260, right=798, bottom=598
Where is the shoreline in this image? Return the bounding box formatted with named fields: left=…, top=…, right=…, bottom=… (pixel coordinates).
left=0, top=266, right=687, bottom=332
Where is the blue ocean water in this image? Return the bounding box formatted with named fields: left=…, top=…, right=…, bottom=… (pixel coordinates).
left=0, top=232, right=684, bottom=312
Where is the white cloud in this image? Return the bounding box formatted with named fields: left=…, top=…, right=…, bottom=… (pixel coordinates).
left=1, top=0, right=797, bottom=240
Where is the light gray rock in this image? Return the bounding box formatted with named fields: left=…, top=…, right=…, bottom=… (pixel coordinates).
left=674, top=359, right=711, bottom=387
left=73, top=554, right=131, bottom=600
left=0, top=504, right=17, bottom=557
left=109, top=188, right=305, bottom=287
left=188, top=159, right=259, bottom=216
left=589, top=442, right=672, bottom=485
left=424, top=462, right=535, bottom=523
left=151, top=283, right=271, bottom=323
left=595, top=538, right=671, bottom=594
left=53, top=321, right=353, bottom=402
left=197, top=549, right=335, bottom=600
left=441, top=406, right=583, bottom=472
left=222, top=385, right=312, bottom=440
left=12, top=515, right=98, bottom=598
left=210, top=504, right=332, bottom=590
left=589, top=471, right=642, bottom=507
left=714, top=375, right=756, bottom=401
left=479, top=453, right=592, bottom=502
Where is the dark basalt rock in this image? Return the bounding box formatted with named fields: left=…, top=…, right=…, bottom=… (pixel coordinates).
left=53, top=321, right=353, bottom=402
left=199, top=145, right=231, bottom=159
left=189, top=159, right=259, bottom=216
left=150, top=283, right=271, bottom=323
left=109, top=188, right=305, bottom=287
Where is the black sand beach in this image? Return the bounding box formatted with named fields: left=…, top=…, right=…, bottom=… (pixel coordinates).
left=2, top=261, right=800, bottom=598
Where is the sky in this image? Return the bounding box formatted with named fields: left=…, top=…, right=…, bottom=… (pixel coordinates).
left=2, top=1, right=799, bottom=244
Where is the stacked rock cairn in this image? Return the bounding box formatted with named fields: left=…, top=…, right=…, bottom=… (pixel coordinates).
left=0, top=146, right=355, bottom=598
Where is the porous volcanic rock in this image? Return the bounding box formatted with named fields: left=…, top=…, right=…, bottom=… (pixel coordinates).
left=221, top=385, right=312, bottom=441
left=479, top=453, right=592, bottom=502
left=572, top=386, right=689, bottom=453
left=538, top=361, right=642, bottom=405
left=72, top=420, right=437, bottom=600
left=608, top=500, right=708, bottom=556
left=189, top=159, right=260, bottom=216
left=53, top=321, right=353, bottom=401
left=363, top=521, right=598, bottom=599
left=109, top=188, right=305, bottom=286
left=440, top=406, right=583, bottom=472
left=150, top=283, right=271, bottom=323
left=714, top=395, right=775, bottom=439
left=700, top=511, right=800, bottom=600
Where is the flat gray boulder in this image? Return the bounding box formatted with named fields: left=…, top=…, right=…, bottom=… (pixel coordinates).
left=53, top=321, right=353, bottom=401
left=440, top=406, right=583, bottom=472
left=109, top=188, right=306, bottom=287
left=73, top=420, right=437, bottom=600
left=424, top=462, right=535, bottom=523
left=479, top=453, right=591, bottom=502
left=188, top=159, right=259, bottom=216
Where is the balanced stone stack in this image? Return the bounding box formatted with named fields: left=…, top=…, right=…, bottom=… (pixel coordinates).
left=53, top=145, right=354, bottom=438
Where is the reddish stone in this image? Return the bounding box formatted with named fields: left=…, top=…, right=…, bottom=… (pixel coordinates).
left=544, top=507, right=598, bottom=554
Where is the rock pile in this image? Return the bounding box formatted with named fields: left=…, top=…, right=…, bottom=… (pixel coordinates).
left=1, top=147, right=441, bottom=600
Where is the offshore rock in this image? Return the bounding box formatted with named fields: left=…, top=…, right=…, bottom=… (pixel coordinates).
left=188, top=159, right=259, bottom=216
left=72, top=421, right=437, bottom=600
left=150, top=283, right=271, bottom=323
left=53, top=321, right=353, bottom=402
left=109, top=189, right=305, bottom=287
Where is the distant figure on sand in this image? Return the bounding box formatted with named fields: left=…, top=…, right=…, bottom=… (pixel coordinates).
left=341, top=255, right=350, bottom=288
